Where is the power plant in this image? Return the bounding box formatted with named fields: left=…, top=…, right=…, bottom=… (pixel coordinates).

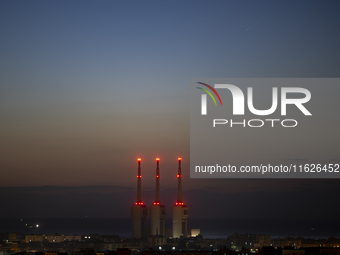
left=131, top=157, right=191, bottom=239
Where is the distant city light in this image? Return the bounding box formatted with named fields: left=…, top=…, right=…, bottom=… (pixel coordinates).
left=36, top=224, right=39, bottom=228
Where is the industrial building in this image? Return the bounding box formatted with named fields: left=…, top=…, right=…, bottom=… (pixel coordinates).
left=131, top=157, right=189, bottom=239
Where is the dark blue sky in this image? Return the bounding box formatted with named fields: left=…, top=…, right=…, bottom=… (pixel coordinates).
left=1, top=0, right=340, bottom=208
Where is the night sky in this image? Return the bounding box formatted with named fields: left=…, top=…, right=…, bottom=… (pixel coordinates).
left=1, top=0, right=340, bottom=219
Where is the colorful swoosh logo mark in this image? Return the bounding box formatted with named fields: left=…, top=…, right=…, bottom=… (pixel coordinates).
left=196, top=82, right=223, bottom=106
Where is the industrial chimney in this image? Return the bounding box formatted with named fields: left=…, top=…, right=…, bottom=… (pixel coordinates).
left=172, top=157, right=189, bottom=238
left=131, top=158, right=148, bottom=238
left=149, top=158, right=166, bottom=236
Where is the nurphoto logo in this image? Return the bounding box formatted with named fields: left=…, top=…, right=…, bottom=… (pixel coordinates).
left=196, top=81, right=312, bottom=128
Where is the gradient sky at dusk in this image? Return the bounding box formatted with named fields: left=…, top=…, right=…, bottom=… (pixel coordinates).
left=1, top=0, right=340, bottom=218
